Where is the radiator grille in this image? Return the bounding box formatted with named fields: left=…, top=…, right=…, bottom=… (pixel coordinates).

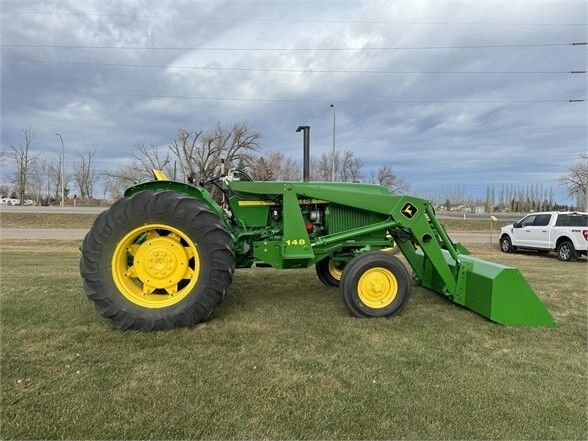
left=326, top=204, right=386, bottom=234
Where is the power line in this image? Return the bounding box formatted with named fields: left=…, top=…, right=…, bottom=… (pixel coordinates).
left=2, top=42, right=585, bottom=51
left=1, top=11, right=585, bottom=26
left=1, top=0, right=585, bottom=3
left=6, top=59, right=585, bottom=75
left=53, top=90, right=584, bottom=104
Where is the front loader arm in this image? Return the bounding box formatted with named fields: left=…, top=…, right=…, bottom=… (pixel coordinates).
left=227, top=180, right=555, bottom=326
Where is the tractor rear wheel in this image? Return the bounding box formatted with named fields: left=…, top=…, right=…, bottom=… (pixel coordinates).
left=315, top=257, right=344, bottom=287
left=340, top=251, right=411, bottom=318
left=80, top=190, right=235, bottom=331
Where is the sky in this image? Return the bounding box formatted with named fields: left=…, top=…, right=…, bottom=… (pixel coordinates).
left=0, top=0, right=586, bottom=200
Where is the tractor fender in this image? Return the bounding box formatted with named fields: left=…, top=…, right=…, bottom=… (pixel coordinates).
left=124, top=181, right=225, bottom=222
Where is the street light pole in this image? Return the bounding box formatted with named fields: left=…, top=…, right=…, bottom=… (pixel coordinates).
left=55, top=133, right=64, bottom=207
left=330, top=104, right=336, bottom=181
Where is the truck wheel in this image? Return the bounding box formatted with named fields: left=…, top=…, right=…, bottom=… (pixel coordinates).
left=80, top=190, right=235, bottom=331
left=557, top=240, right=577, bottom=262
left=500, top=235, right=514, bottom=253
left=315, top=257, right=343, bottom=287
left=340, top=251, right=411, bottom=318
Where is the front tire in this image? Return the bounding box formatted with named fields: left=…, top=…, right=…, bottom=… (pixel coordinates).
left=80, top=190, right=235, bottom=330
left=315, top=257, right=343, bottom=287
left=557, top=240, right=577, bottom=262
left=500, top=235, right=514, bottom=253
left=340, top=251, right=411, bottom=318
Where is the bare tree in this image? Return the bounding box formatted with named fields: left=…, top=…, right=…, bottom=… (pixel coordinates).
left=47, top=156, right=71, bottom=201
left=559, top=153, right=588, bottom=211
left=258, top=151, right=301, bottom=181
left=102, top=142, right=173, bottom=190
left=339, top=150, right=363, bottom=182
left=132, top=142, right=173, bottom=178
left=0, top=183, right=10, bottom=197
left=371, top=165, right=409, bottom=193
left=102, top=171, right=130, bottom=200
left=314, top=152, right=338, bottom=181
left=280, top=156, right=301, bottom=181
left=168, top=129, right=204, bottom=180
left=29, top=158, right=49, bottom=204
left=250, top=157, right=274, bottom=181
left=74, top=147, right=97, bottom=199
left=310, top=150, right=363, bottom=182
left=169, top=122, right=261, bottom=183
left=8, top=128, right=40, bottom=204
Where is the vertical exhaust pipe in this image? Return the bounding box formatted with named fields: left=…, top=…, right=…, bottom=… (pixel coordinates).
left=296, top=125, right=310, bottom=181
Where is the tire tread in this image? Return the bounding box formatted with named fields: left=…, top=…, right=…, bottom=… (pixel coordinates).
left=80, top=190, right=234, bottom=331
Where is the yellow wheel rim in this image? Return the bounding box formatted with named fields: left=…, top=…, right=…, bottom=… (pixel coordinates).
left=328, top=258, right=343, bottom=281
left=111, top=224, right=200, bottom=308
left=357, top=267, right=398, bottom=309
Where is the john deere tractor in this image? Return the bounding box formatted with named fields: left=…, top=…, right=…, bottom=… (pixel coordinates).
left=80, top=126, right=555, bottom=330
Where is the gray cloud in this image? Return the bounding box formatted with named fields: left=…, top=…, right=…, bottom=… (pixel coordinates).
left=1, top=0, right=586, bottom=199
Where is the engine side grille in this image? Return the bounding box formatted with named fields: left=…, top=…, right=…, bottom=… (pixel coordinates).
left=326, top=204, right=386, bottom=234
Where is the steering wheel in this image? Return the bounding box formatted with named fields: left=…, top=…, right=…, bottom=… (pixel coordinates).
left=233, top=169, right=253, bottom=182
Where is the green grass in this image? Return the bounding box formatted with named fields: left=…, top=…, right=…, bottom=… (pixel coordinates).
left=0, top=213, right=97, bottom=229
left=438, top=218, right=512, bottom=232
left=1, top=241, right=586, bottom=440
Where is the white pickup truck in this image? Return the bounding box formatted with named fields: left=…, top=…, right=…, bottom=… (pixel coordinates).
left=499, top=211, right=588, bottom=261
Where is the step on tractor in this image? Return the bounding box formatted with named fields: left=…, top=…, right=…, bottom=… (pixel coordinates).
left=80, top=126, right=555, bottom=331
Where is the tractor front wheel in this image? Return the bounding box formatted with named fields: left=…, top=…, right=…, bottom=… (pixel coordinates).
left=340, top=251, right=411, bottom=318
left=80, top=190, right=235, bottom=331
left=315, top=257, right=344, bottom=287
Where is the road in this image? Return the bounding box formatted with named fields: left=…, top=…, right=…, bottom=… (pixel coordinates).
left=0, top=228, right=495, bottom=244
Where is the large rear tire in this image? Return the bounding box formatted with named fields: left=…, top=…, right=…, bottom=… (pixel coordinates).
left=340, top=251, right=411, bottom=318
left=80, top=190, right=235, bottom=331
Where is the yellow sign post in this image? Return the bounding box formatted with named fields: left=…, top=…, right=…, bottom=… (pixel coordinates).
left=490, top=215, right=498, bottom=244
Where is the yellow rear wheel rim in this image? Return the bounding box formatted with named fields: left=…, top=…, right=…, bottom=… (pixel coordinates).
left=357, top=267, right=398, bottom=309
left=111, top=224, right=200, bottom=308
left=328, top=258, right=343, bottom=281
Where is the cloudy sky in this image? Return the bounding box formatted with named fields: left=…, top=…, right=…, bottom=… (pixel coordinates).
left=1, top=0, right=586, bottom=199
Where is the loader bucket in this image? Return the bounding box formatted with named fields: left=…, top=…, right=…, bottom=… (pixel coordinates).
left=417, top=250, right=556, bottom=327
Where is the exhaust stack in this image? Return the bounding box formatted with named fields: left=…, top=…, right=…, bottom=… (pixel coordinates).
left=296, top=125, right=310, bottom=181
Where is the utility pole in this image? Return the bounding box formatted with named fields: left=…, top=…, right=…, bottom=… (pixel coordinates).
left=330, top=104, right=336, bottom=182
left=55, top=133, right=65, bottom=207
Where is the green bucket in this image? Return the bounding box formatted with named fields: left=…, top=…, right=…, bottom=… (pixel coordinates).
left=417, top=250, right=556, bottom=327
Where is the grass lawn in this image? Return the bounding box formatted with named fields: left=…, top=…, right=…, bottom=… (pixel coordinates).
left=1, top=241, right=586, bottom=439
left=0, top=213, right=97, bottom=230
left=439, top=217, right=512, bottom=232
left=0, top=212, right=508, bottom=233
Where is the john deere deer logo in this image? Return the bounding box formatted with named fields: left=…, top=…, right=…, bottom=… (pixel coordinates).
left=401, top=202, right=417, bottom=219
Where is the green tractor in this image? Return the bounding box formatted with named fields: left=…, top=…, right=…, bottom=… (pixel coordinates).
left=80, top=126, right=555, bottom=330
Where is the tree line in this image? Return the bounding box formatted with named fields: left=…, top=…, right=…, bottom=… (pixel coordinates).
left=102, top=122, right=409, bottom=199
left=1, top=128, right=97, bottom=204
left=2, top=124, right=586, bottom=212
